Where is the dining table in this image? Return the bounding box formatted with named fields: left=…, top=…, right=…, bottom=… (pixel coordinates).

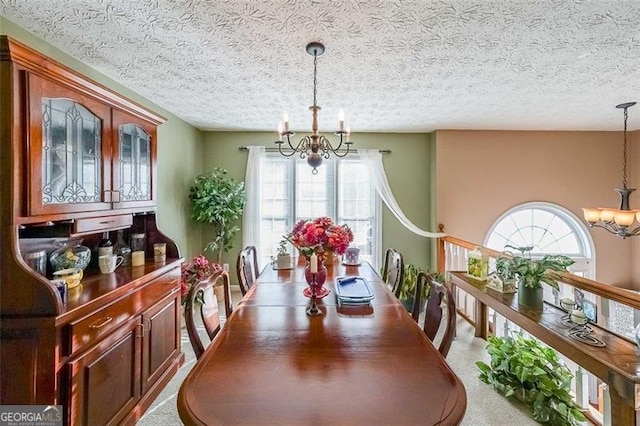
left=177, top=259, right=467, bottom=425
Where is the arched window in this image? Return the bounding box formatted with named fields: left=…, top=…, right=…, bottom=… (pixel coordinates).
left=484, top=202, right=595, bottom=278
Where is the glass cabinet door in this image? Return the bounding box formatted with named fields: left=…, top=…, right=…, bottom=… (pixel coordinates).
left=112, top=109, right=156, bottom=208
left=28, top=73, right=112, bottom=215
left=117, top=123, right=151, bottom=201
left=41, top=98, right=102, bottom=204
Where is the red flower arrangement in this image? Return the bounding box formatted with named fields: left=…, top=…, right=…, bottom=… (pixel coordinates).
left=288, top=217, right=354, bottom=261
left=180, top=255, right=222, bottom=304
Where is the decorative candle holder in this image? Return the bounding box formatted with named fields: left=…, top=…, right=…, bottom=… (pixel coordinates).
left=306, top=272, right=322, bottom=317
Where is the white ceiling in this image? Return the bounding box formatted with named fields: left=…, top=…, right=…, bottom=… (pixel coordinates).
left=2, top=0, right=640, bottom=133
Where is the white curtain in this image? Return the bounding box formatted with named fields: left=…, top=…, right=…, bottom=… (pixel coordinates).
left=242, top=146, right=265, bottom=253
left=359, top=149, right=446, bottom=238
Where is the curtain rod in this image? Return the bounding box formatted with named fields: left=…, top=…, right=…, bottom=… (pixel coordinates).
left=238, top=146, right=391, bottom=154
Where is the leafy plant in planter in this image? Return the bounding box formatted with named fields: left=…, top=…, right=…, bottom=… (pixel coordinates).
left=275, top=237, right=291, bottom=268
left=189, top=168, right=246, bottom=263
left=477, top=334, right=586, bottom=425
left=495, top=245, right=574, bottom=291
left=396, top=264, right=443, bottom=312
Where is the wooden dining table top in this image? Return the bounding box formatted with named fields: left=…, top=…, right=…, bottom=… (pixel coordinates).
left=177, top=260, right=467, bottom=425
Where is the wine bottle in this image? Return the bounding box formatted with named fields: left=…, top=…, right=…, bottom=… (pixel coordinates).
left=113, top=230, right=132, bottom=265
left=97, top=231, right=113, bottom=257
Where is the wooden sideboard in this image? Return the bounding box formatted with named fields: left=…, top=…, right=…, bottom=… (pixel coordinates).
left=0, top=36, right=184, bottom=425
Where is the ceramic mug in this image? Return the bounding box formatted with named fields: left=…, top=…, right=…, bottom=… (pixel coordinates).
left=99, top=254, right=124, bottom=274
left=344, top=247, right=360, bottom=265
left=53, top=267, right=83, bottom=289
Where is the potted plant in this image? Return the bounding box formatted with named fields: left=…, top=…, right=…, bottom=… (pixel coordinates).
left=189, top=168, right=246, bottom=263
left=496, top=245, right=574, bottom=310
left=275, top=237, right=291, bottom=268
left=476, top=334, right=586, bottom=425
left=397, top=264, right=443, bottom=313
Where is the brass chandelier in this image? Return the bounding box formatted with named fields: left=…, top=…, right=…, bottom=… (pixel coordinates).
left=275, top=42, right=352, bottom=174
left=583, top=102, right=640, bottom=238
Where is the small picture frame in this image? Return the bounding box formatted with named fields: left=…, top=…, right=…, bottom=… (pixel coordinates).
left=582, top=299, right=597, bottom=323
left=573, top=289, right=585, bottom=309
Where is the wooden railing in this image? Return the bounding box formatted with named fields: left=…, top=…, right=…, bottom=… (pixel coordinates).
left=437, top=234, right=640, bottom=310
left=436, top=232, right=640, bottom=426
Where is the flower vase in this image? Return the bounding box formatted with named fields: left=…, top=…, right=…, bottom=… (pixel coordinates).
left=303, top=261, right=328, bottom=298
left=517, top=280, right=543, bottom=310
left=324, top=251, right=335, bottom=266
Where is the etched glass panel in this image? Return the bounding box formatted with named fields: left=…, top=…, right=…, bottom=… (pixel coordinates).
left=119, top=123, right=151, bottom=201
left=41, top=98, right=102, bottom=204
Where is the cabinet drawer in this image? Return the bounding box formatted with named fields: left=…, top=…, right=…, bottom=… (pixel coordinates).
left=69, top=294, right=137, bottom=354
left=69, top=268, right=180, bottom=355
left=73, top=214, right=133, bottom=235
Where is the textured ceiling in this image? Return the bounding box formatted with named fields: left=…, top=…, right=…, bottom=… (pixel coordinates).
left=1, top=0, right=640, bottom=132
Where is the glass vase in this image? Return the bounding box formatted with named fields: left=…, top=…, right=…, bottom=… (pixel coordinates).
left=303, top=261, right=328, bottom=299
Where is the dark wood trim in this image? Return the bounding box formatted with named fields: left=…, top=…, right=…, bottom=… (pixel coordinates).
left=1, top=36, right=165, bottom=125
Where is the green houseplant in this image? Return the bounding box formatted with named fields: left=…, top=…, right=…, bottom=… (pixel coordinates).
left=275, top=237, right=291, bottom=268
left=496, top=245, right=574, bottom=309
left=396, top=264, right=443, bottom=313
left=477, top=334, right=586, bottom=425
left=189, top=168, right=246, bottom=263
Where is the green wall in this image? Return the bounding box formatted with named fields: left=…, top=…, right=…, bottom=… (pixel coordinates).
left=201, top=131, right=437, bottom=271
left=1, top=16, right=204, bottom=258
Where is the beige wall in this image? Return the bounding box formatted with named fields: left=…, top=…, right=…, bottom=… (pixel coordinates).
left=436, top=130, right=636, bottom=288
left=1, top=16, right=204, bottom=258
left=200, top=131, right=438, bottom=271
left=632, top=131, right=640, bottom=288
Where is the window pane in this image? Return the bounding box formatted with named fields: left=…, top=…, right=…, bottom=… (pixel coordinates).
left=260, top=157, right=292, bottom=261
left=295, top=158, right=334, bottom=220
left=258, top=154, right=379, bottom=267
left=338, top=159, right=375, bottom=261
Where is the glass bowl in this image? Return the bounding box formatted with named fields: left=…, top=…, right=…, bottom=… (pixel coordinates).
left=49, top=240, right=91, bottom=272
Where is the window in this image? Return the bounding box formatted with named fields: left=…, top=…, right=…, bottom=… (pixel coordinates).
left=258, top=154, right=380, bottom=267
left=484, top=202, right=594, bottom=278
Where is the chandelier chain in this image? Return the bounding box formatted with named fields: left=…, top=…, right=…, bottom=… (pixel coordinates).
left=313, top=51, right=318, bottom=107
left=623, top=106, right=628, bottom=188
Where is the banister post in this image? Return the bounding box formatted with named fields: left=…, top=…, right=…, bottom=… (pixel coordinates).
left=437, top=224, right=445, bottom=275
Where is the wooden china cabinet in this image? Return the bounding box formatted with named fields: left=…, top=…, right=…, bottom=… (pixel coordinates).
left=0, top=36, right=184, bottom=425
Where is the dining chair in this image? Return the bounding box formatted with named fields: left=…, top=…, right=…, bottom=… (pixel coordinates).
left=236, top=245, right=259, bottom=296
left=411, top=271, right=456, bottom=358
left=184, top=269, right=234, bottom=359
left=381, top=247, right=405, bottom=298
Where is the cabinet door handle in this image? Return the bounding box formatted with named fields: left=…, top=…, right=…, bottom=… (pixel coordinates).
left=112, top=190, right=121, bottom=203
left=89, top=316, right=113, bottom=329
left=136, top=323, right=144, bottom=338
left=166, top=279, right=178, bottom=286
left=103, top=190, right=112, bottom=203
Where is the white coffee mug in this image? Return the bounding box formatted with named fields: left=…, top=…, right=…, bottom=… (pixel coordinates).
left=99, top=254, right=124, bottom=274
left=344, top=247, right=360, bottom=264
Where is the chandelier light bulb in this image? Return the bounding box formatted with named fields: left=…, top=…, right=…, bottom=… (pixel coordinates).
left=338, top=109, right=345, bottom=131
left=277, top=122, right=283, bottom=140
left=614, top=210, right=636, bottom=227
left=599, top=209, right=616, bottom=223
left=283, top=111, right=290, bottom=132
left=582, top=208, right=601, bottom=224
left=346, top=126, right=351, bottom=142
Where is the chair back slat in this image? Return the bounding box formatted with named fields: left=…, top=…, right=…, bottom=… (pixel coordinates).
left=412, top=271, right=456, bottom=357
left=236, top=245, right=259, bottom=295
left=184, top=269, right=233, bottom=359
left=382, top=248, right=405, bottom=297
